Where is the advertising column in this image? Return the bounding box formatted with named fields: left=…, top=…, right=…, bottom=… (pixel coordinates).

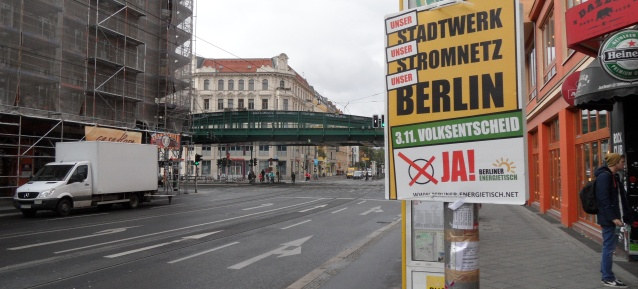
left=385, top=1, right=527, bottom=288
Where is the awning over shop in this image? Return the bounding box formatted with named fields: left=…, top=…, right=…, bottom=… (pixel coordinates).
left=574, top=60, right=638, bottom=111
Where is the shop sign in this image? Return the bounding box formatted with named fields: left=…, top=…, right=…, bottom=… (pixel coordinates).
left=561, top=71, right=580, bottom=106
left=599, top=29, right=638, bottom=82
left=566, top=0, right=638, bottom=56
left=85, top=126, right=141, bottom=143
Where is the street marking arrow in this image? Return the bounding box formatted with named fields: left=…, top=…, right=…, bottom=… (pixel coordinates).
left=228, top=235, right=313, bottom=270
left=298, top=204, right=327, bottom=213
left=360, top=206, right=383, bottom=215
left=104, top=231, right=221, bottom=258
left=7, top=226, right=139, bottom=250
left=168, top=241, right=239, bottom=264
left=243, top=203, right=273, bottom=210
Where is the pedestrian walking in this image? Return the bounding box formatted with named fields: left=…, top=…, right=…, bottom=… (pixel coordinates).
left=595, top=153, right=631, bottom=288
left=291, top=172, right=295, bottom=184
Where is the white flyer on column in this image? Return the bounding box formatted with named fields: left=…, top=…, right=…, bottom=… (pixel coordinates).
left=450, top=241, right=479, bottom=271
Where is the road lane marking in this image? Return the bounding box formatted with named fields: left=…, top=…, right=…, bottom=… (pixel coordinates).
left=357, top=201, right=367, bottom=205
left=281, top=220, right=311, bottom=230
left=105, top=231, right=221, bottom=258
left=298, top=204, right=327, bottom=213
left=229, top=236, right=313, bottom=270
left=8, top=227, right=139, bottom=250
left=168, top=242, right=239, bottom=264
left=54, top=199, right=323, bottom=254
left=242, top=203, right=273, bottom=210
left=331, top=208, right=347, bottom=214
left=360, top=206, right=384, bottom=216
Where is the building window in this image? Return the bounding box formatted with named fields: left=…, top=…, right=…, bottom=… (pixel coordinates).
left=249, top=79, right=255, bottom=90
left=204, top=79, right=210, bottom=90
left=217, top=99, right=224, bottom=110
left=283, top=99, right=289, bottom=110
left=218, top=79, right=224, bottom=90
left=248, top=99, right=255, bottom=110
left=204, top=99, right=210, bottom=111
left=238, top=80, right=244, bottom=91
left=238, top=99, right=244, bottom=109
left=262, top=99, right=268, bottom=110
left=565, top=0, right=585, bottom=9
left=526, top=42, right=537, bottom=101
left=262, top=79, right=268, bottom=90
left=228, top=99, right=234, bottom=109
left=228, top=80, right=234, bottom=90
left=542, top=11, right=556, bottom=83
left=279, top=80, right=285, bottom=88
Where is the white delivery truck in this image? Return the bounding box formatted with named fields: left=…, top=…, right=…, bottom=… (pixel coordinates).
left=14, top=141, right=159, bottom=217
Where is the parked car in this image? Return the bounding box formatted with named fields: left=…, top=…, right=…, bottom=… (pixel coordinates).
left=353, top=171, right=364, bottom=180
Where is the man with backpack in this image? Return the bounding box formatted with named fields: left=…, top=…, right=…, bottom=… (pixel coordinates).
left=595, top=153, right=631, bottom=288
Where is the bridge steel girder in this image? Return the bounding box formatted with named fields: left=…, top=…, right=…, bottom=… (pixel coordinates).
left=191, top=111, right=384, bottom=146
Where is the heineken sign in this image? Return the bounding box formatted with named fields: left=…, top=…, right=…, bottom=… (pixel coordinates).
left=599, top=30, right=638, bottom=82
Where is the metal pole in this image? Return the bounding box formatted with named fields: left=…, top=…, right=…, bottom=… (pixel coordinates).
left=194, top=163, right=198, bottom=193
left=444, top=203, right=479, bottom=289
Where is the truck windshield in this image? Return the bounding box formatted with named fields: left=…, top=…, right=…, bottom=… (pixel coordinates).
left=31, top=165, right=74, bottom=181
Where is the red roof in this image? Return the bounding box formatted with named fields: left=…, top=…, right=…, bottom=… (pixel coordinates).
left=201, top=58, right=273, bottom=73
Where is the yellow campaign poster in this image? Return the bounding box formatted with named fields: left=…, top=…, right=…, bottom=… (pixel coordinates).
left=384, top=0, right=526, bottom=202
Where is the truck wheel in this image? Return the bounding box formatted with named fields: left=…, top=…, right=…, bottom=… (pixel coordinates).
left=127, top=193, right=140, bottom=209
left=21, top=209, right=37, bottom=217
left=56, top=199, right=72, bottom=217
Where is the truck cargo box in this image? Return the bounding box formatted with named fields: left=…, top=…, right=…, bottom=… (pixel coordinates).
left=55, top=141, right=158, bottom=195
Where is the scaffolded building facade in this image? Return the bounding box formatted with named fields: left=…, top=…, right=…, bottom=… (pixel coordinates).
left=0, top=0, right=193, bottom=197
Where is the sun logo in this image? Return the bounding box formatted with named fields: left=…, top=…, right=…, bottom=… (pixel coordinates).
left=493, top=157, right=516, bottom=173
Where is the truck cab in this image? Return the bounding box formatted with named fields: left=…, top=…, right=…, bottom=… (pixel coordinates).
left=14, top=162, right=92, bottom=217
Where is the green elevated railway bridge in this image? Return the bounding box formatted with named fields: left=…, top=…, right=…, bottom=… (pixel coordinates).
left=191, top=110, right=385, bottom=146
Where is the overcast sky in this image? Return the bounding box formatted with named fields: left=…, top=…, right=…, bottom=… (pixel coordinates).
left=194, top=1, right=398, bottom=117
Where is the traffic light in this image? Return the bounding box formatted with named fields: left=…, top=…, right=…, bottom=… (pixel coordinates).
left=253, top=158, right=258, bottom=166
left=372, top=114, right=379, bottom=128
left=381, top=114, right=385, bottom=128
left=194, top=154, right=202, bottom=166
left=217, top=159, right=222, bottom=167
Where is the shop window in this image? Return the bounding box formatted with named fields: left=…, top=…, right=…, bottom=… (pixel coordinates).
left=542, top=11, right=556, bottom=83
left=548, top=118, right=561, bottom=211
left=529, top=132, right=540, bottom=203
left=579, top=110, right=608, bottom=135
left=576, top=109, right=610, bottom=223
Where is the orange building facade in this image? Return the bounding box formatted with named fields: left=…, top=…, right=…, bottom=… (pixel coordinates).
left=524, top=0, right=612, bottom=241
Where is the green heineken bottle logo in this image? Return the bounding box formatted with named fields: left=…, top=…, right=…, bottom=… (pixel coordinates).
left=599, top=30, right=638, bottom=82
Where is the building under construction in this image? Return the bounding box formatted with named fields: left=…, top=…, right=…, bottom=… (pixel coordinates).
left=0, top=0, right=193, bottom=197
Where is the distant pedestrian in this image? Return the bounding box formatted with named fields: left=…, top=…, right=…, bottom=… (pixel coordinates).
left=595, top=153, right=631, bottom=288
left=291, top=172, right=295, bottom=184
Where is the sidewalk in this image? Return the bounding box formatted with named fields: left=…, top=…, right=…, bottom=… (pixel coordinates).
left=319, top=203, right=638, bottom=289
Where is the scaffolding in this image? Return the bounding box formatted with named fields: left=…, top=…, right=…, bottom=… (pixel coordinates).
left=0, top=0, right=193, bottom=197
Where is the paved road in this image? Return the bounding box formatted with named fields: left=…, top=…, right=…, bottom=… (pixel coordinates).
left=0, top=177, right=399, bottom=289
